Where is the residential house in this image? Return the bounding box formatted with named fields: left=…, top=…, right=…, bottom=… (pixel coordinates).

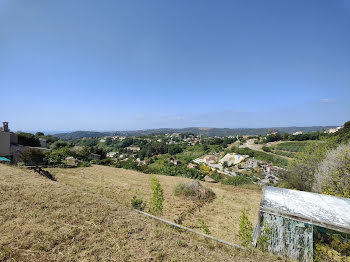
left=39, top=138, right=47, bottom=148
left=89, top=153, right=101, bottom=163
left=127, top=146, right=140, bottom=152
left=245, top=159, right=262, bottom=169
left=170, top=159, right=181, bottom=166
left=324, top=126, right=342, bottom=134
left=0, top=122, right=50, bottom=164
left=187, top=163, right=197, bottom=169
left=203, top=155, right=217, bottom=164
left=106, top=152, right=118, bottom=158
left=292, top=131, right=303, bottom=135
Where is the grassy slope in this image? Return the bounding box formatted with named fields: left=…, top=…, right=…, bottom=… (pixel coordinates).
left=48, top=165, right=262, bottom=244
left=0, top=164, right=281, bottom=261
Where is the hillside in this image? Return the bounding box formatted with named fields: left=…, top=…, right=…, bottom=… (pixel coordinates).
left=54, top=126, right=336, bottom=139
left=0, top=164, right=281, bottom=261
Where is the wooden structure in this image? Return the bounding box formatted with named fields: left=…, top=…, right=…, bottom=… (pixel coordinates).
left=254, top=186, right=350, bottom=261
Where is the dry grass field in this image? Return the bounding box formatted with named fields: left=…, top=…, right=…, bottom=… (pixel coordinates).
left=0, top=164, right=282, bottom=261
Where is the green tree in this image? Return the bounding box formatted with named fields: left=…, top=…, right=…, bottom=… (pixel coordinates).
left=238, top=208, right=253, bottom=247
left=149, top=176, right=164, bottom=215
left=283, top=141, right=330, bottom=191
left=168, top=144, right=183, bottom=155
left=45, top=147, right=72, bottom=164
left=50, top=140, right=69, bottom=150
left=21, top=149, right=45, bottom=165
left=17, top=132, right=41, bottom=147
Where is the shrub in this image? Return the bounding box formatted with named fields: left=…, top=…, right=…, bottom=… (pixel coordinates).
left=45, top=147, right=72, bottom=164
left=284, top=141, right=331, bottom=191
left=99, top=158, right=115, bottom=166
left=275, top=141, right=309, bottom=152
left=238, top=208, right=253, bottom=247
left=17, top=132, right=41, bottom=147
left=198, top=218, right=211, bottom=235
left=77, top=161, right=91, bottom=167
left=200, top=165, right=212, bottom=172
left=131, top=196, right=145, bottom=211
left=168, top=144, right=183, bottom=155
left=257, top=224, right=272, bottom=252
left=21, top=149, right=45, bottom=166
left=174, top=181, right=215, bottom=201
left=313, top=142, right=350, bottom=197
left=149, top=176, right=164, bottom=215
left=222, top=175, right=252, bottom=186
left=262, top=146, right=271, bottom=152
left=50, top=140, right=69, bottom=150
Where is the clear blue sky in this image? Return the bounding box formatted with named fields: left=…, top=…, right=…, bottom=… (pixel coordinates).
left=1, top=0, right=349, bottom=132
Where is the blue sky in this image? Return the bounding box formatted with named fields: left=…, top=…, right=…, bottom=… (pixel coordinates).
left=1, top=0, right=349, bottom=132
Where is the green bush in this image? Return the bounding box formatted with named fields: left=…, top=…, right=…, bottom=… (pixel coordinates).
left=275, top=141, right=310, bottom=152
left=149, top=176, right=164, bottom=215
left=99, top=158, right=115, bottom=166
left=77, top=161, right=91, bottom=167
left=262, top=146, right=271, bottom=152
left=238, top=208, right=253, bottom=247
left=257, top=224, right=272, bottom=252
left=222, top=175, right=252, bottom=186
left=45, top=147, right=72, bottom=164
left=131, top=196, right=145, bottom=211
left=21, top=149, right=45, bottom=166
left=273, top=150, right=296, bottom=158
left=198, top=218, right=211, bottom=235
left=17, top=132, right=41, bottom=147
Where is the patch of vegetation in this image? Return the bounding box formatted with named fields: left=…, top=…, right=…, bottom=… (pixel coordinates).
left=272, top=150, right=296, bottom=158
left=314, top=227, right=350, bottom=261
left=156, top=165, right=206, bottom=180
left=238, top=208, right=253, bottom=247
left=281, top=141, right=331, bottom=191
left=21, top=149, right=45, bottom=165
left=199, top=218, right=211, bottom=235
left=257, top=224, right=272, bottom=252
left=174, top=181, right=215, bottom=201
left=274, top=141, right=311, bottom=152
left=77, top=161, right=91, bottom=167
left=131, top=196, right=146, bottom=211
left=262, top=146, right=271, bottom=152
left=329, top=121, right=350, bottom=144
left=313, top=142, right=350, bottom=198
left=17, top=132, right=41, bottom=147
left=149, top=176, right=164, bottom=215
left=222, top=174, right=252, bottom=186
left=99, top=158, right=116, bottom=167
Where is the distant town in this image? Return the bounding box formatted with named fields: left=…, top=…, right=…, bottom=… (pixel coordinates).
left=0, top=121, right=344, bottom=187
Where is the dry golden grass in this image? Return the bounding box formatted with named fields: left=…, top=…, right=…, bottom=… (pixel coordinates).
left=0, top=164, right=283, bottom=261
left=48, top=165, right=262, bottom=244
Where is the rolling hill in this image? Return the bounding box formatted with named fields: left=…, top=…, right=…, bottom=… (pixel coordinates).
left=54, top=126, right=336, bottom=139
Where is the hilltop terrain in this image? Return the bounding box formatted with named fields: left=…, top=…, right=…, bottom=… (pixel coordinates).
left=0, top=164, right=280, bottom=261
left=54, top=126, right=335, bottom=139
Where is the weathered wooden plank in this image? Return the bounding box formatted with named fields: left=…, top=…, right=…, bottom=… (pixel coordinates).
left=260, top=206, right=350, bottom=234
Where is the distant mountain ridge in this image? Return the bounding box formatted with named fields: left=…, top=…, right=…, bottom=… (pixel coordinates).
left=54, top=126, right=336, bottom=139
